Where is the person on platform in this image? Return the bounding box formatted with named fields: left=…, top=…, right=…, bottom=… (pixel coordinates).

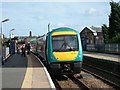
left=27, top=43, right=31, bottom=55
left=21, top=44, right=26, bottom=57
left=16, top=44, right=20, bottom=54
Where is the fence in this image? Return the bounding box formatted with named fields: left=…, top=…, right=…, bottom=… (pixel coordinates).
left=2, top=46, right=10, bottom=61
left=87, top=43, right=120, bottom=54
left=0, top=41, right=1, bottom=65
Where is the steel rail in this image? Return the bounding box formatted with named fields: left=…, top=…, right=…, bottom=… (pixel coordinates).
left=66, top=75, right=90, bottom=90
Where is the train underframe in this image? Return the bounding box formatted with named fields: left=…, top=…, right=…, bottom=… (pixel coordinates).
left=48, top=61, right=82, bottom=75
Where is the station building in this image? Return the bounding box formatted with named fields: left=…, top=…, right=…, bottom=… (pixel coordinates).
left=80, top=26, right=104, bottom=50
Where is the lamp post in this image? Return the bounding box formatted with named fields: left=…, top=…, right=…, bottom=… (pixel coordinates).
left=1, top=19, right=9, bottom=65
left=1, top=19, right=9, bottom=39
left=10, top=29, right=15, bottom=40
left=9, top=29, right=15, bottom=55
left=48, top=23, right=50, bottom=32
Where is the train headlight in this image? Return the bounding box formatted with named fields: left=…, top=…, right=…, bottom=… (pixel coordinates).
left=50, top=56, right=54, bottom=59
left=76, top=55, right=81, bottom=58
left=78, top=55, right=81, bottom=57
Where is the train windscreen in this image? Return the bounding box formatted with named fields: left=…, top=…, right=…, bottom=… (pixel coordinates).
left=52, top=35, right=78, bottom=52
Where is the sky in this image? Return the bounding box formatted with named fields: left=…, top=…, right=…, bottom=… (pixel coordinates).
left=1, top=0, right=120, bottom=38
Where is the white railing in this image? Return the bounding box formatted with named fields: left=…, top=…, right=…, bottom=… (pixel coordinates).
left=5, top=47, right=10, bottom=59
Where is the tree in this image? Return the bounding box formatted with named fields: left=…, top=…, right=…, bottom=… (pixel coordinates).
left=102, top=24, right=109, bottom=43
left=109, top=1, right=120, bottom=40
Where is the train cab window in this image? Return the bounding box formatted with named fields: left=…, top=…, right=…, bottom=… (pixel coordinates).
left=52, top=35, right=78, bottom=52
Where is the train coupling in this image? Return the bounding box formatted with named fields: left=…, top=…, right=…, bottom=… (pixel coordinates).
left=63, top=64, right=71, bottom=71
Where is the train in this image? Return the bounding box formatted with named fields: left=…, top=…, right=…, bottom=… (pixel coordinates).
left=30, top=27, right=83, bottom=75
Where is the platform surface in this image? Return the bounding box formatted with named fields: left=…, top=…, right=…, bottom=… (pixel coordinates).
left=83, top=51, right=120, bottom=62
left=2, top=53, right=55, bottom=89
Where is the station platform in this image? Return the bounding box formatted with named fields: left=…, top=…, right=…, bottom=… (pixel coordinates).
left=2, top=53, right=55, bottom=89
left=83, top=51, right=119, bottom=62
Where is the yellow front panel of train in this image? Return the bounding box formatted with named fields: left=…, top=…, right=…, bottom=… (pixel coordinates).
left=52, top=31, right=77, bottom=36
left=53, top=51, right=78, bottom=61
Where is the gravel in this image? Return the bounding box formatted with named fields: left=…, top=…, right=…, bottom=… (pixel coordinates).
left=77, top=71, right=116, bottom=90
left=55, top=75, right=79, bottom=88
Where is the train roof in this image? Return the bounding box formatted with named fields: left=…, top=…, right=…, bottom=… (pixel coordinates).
left=51, top=27, right=79, bottom=33
left=39, top=27, right=79, bottom=37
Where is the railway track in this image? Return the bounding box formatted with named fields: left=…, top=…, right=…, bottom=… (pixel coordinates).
left=67, top=75, right=90, bottom=90
left=52, top=75, right=90, bottom=90
left=52, top=71, right=117, bottom=90
left=82, top=63, right=120, bottom=89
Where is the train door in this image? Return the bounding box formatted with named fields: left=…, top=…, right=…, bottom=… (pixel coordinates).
left=81, top=37, right=87, bottom=51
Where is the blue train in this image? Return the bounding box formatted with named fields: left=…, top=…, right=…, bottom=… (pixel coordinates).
left=30, top=27, right=83, bottom=75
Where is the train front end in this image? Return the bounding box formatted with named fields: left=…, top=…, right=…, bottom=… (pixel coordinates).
left=47, top=27, right=83, bottom=75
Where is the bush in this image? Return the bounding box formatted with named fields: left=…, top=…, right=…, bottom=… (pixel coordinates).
left=110, top=33, right=120, bottom=43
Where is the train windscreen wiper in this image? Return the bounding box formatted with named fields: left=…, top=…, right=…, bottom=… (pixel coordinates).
left=58, top=42, right=72, bottom=51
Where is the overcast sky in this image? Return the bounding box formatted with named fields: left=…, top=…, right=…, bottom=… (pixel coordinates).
left=1, top=1, right=119, bottom=37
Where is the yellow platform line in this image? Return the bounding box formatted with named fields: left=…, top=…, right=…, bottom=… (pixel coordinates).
left=21, top=56, right=33, bottom=88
